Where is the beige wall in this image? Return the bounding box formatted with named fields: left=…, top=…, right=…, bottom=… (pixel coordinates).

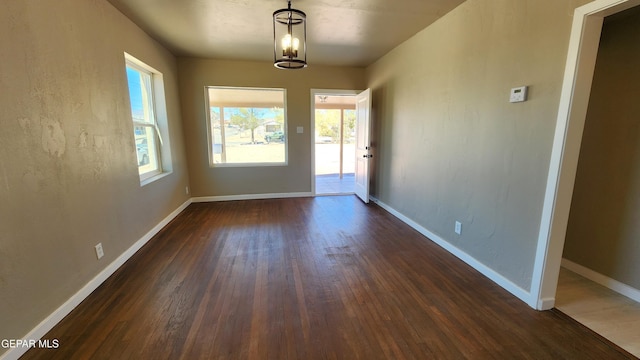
left=178, top=58, right=365, bottom=197
left=366, top=0, right=590, bottom=290
left=563, top=7, right=640, bottom=290
left=0, top=0, right=189, bottom=350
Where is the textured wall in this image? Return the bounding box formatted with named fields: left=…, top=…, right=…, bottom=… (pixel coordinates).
left=0, top=0, right=189, bottom=350
left=365, top=0, right=591, bottom=290
left=563, top=6, right=640, bottom=290
left=178, top=58, right=365, bottom=197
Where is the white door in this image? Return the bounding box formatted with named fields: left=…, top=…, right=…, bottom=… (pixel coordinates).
left=354, top=89, right=372, bottom=203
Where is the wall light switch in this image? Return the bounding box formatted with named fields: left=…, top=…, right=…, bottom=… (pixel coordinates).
left=510, top=86, right=528, bottom=103
left=297, top=126, right=304, bottom=134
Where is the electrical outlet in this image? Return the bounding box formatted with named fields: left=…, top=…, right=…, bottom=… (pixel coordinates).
left=185, top=186, right=190, bottom=195
left=95, top=243, right=104, bottom=259
left=455, top=221, right=462, bottom=235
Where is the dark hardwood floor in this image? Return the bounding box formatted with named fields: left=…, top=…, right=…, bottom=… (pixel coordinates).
left=22, top=196, right=635, bottom=359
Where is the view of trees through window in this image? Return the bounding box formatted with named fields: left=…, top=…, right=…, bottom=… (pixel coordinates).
left=207, top=87, right=286, bottom=165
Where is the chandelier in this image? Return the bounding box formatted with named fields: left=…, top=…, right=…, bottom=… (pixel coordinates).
left=273, top=0, right=307, bottom=69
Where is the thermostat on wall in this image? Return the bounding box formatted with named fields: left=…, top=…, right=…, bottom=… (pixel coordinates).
left=509, top=86, right=528, bottom=103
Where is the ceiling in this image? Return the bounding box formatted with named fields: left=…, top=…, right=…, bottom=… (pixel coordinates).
left=108, top=0, right=466, bottom=67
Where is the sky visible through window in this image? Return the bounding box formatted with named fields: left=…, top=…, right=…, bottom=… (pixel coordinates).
left=126, top=66, right=144, bottom=121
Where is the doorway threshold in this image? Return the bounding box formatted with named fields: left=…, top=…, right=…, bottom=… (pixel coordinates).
left=316, top=173, right=355, bottom=195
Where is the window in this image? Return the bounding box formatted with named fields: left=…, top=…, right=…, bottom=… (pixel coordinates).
left=125, top=53, right=171, bottom=182
left=206, top=87, right=287, bottom=166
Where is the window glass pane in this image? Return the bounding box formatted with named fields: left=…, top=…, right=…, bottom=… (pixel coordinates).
left=126, top=67, right=148, bottom=124
left=135, top=125, right=159, bottom=174
left=207, top=87, right=286, bottom=166
left=126, top=62, right=161, bottom=177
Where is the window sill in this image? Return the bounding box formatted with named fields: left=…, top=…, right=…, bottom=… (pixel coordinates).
left=140, top=171, right=172, bottom=187
left=209, top=162, right=288, bottom=168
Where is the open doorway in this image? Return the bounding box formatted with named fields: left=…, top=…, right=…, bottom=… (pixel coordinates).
left=532, top=0, right=640, bottom=309
left=553, top=5, right=640, bottom=356
left=311, top=90, right=357, bottom=195
left=530, top=0, right=640, bottom=356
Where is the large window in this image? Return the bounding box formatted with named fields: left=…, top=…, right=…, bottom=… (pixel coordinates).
left=206, top=87, right=287, bottom=166
left=125, top=54, right=169, bottom=182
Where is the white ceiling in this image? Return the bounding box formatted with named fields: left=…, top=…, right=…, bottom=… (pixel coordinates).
left=108, top=0, right=466, bottom=67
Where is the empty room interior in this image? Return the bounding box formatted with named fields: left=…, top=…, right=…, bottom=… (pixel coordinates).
left=2, top=0, right=640, bottom=359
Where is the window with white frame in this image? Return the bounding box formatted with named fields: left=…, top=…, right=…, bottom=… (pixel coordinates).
left=125, top=54, right=169, bottom=182
left=206, top=87, right=287, bottom=166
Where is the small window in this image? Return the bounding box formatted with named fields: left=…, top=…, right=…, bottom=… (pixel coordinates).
left=206, top=87, right=287, bottom=166
left=125, top=54, right=170, bottom=182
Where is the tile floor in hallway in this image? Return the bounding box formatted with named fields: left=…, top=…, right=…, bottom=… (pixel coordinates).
left=555, top=267, right=640, bottom=358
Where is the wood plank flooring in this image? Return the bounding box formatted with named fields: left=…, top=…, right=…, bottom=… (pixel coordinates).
left=22, top=196, right=635, bottom=359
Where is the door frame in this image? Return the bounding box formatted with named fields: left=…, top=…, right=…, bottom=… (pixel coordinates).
left=530, top=0, right=640, bottom=310
left=310, top=89, right=360, bottom=195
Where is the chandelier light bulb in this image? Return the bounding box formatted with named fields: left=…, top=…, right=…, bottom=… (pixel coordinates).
left=282, top=34, right=291, bottom=50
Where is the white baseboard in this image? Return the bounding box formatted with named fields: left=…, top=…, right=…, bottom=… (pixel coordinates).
left=192, top=192, right=313, bottom=202
left=1, top=199, right=192, bottom=360
left=537, top=297, right=556, bottom=310
left=370, top=196, right=532, bottom=307
left=561, top=258, right=640, bottom=303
